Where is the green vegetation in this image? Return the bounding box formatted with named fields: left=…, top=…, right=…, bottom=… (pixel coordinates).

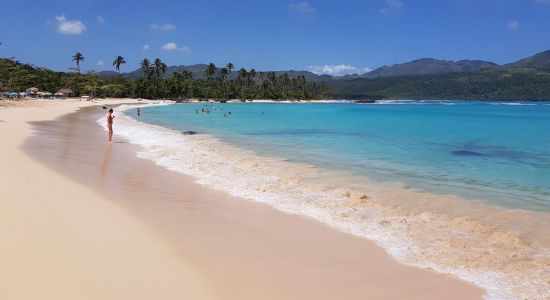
left=0, top=56, right=330, bottom=100
left=3, top=49, right=550, bottom=101
left=325, top=67, right=550, bottom=100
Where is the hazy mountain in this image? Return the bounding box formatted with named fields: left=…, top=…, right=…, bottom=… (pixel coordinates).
left=96, top=70, right=118, bottom=77
left=363, top=58, right=497, bottom=78
left=504, top=50, right=550, bottom=71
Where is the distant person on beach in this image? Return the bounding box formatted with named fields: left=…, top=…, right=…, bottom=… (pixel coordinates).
left=107, top=108, right=115, bottom=142
left=137, top=107, right=141, bottom=117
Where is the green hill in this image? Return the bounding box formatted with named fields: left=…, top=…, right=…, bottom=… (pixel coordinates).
left=504, top=50, right=550, bottom=71
left=364, top=58, right=497, bottom=78
left=324, top=67, right=550, bottom=100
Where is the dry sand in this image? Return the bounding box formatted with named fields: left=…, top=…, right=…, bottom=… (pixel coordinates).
left=1, top=98, right=484, bottom=299
left=0, top=99, right=215, bottom=300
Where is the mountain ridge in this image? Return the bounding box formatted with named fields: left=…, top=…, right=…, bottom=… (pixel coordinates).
left=94, top=50, right=550, bottom=82
left=363, top=58, right=498, bottom=78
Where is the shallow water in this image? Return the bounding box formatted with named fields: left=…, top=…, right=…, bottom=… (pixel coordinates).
left=111, top=101, right=550, bottom=300
left=136, top=101, right=550, bottom=211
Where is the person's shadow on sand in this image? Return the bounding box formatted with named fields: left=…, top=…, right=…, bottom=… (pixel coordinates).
left=100, top=142, right=112, bottom=177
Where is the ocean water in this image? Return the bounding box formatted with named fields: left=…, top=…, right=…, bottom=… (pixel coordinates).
left=106, top=100, right=550, bottom=300
left=136, top=101, right=550, bottom=211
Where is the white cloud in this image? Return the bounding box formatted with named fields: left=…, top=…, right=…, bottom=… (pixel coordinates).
left=149, top=23, right=176, bottom=31
left=289, top=2, right=316, bottom=14
left=508, top=20, right=519, bottom=30
left=54, top=15, right=86, bottom=35
left=161, top=42, right=190, bottom=52
left=143, top=44, right=151, bottom=50
left=96, top=16, right=105, bottom=24
left=380, top=0, right=404, bottom=14
left=97, top=60, right=104, bottom=66
left=162, top=42, right=177, bottom=50
left=307, top=64, right=371, bottom=76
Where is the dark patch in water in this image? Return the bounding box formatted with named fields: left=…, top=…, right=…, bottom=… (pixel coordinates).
left=450, top=141, right=549, bottom=167
left=452, top=150, right=484, bottom=156
left=183, top=130, right=198, bottom=135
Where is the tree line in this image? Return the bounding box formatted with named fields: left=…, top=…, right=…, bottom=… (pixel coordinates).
left=324, top=67, right=550, bottom=101
left=0, top=52, right=331, bottom=101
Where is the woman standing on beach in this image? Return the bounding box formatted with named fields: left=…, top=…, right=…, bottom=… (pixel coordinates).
left=107, top=108, right=115, bottom=142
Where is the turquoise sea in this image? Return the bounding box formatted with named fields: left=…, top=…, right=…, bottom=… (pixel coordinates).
left=136, top=100, right=550, bottom=212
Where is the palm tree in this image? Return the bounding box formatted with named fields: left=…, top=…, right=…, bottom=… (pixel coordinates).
left=237, top=68, right=248, bottom=99
left=140, top=58, right=152, bottom=80
left=220, top=67, right=229, bottom=81
left=238, top=68, right=248, bottom=82
left=204, top=63, right=217, bottom=81
left=153, top=58, right=166, bottom=80
left=282, top=73, right=290, bottom=98
left=226, top=62, right=234, bottom=77
left=72, top=52, right=85, bottom=73
left=248, top=69, right=257, bottom=86
left=160, top=62, right=167, bottom=77
left=181, top=70, right=193, bottom=80
left=220, top=67, right=229, bottom=99
left=112, top=56, right=126, bottom=75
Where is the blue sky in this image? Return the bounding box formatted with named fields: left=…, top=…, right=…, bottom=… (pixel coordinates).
left=1, top=0, right=549, bottom=75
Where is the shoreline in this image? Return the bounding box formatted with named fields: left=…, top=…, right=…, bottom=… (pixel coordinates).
left=113, top=101, right=550, bottom=299
left=2, top=98, right=550, bottom=109
left=6, top=99, right=486, bottom=299
left=172, top=98, right=550, bottom=103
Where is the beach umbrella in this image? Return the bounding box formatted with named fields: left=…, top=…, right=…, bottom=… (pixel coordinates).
left=26, top=87, right=39, bottom=93
left=56, top=88, right=74, bottom=96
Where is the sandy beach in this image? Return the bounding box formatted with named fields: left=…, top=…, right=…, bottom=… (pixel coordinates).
left=0, top=99, right=484, bottom=299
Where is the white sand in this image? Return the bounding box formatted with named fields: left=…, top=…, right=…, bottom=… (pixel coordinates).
left=0, top=99, right=215, bottom=300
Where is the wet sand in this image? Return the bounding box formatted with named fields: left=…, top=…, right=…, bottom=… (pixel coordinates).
left=17, top=102, right=484, bottom=299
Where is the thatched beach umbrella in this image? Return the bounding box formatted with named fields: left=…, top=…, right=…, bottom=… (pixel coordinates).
left=26, top=87, right=39, bottom=94
left=56, top=88, right=74, bottom=96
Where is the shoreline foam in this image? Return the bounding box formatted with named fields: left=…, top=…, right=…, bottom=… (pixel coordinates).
left=103, top=103, right=550, bottom=300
